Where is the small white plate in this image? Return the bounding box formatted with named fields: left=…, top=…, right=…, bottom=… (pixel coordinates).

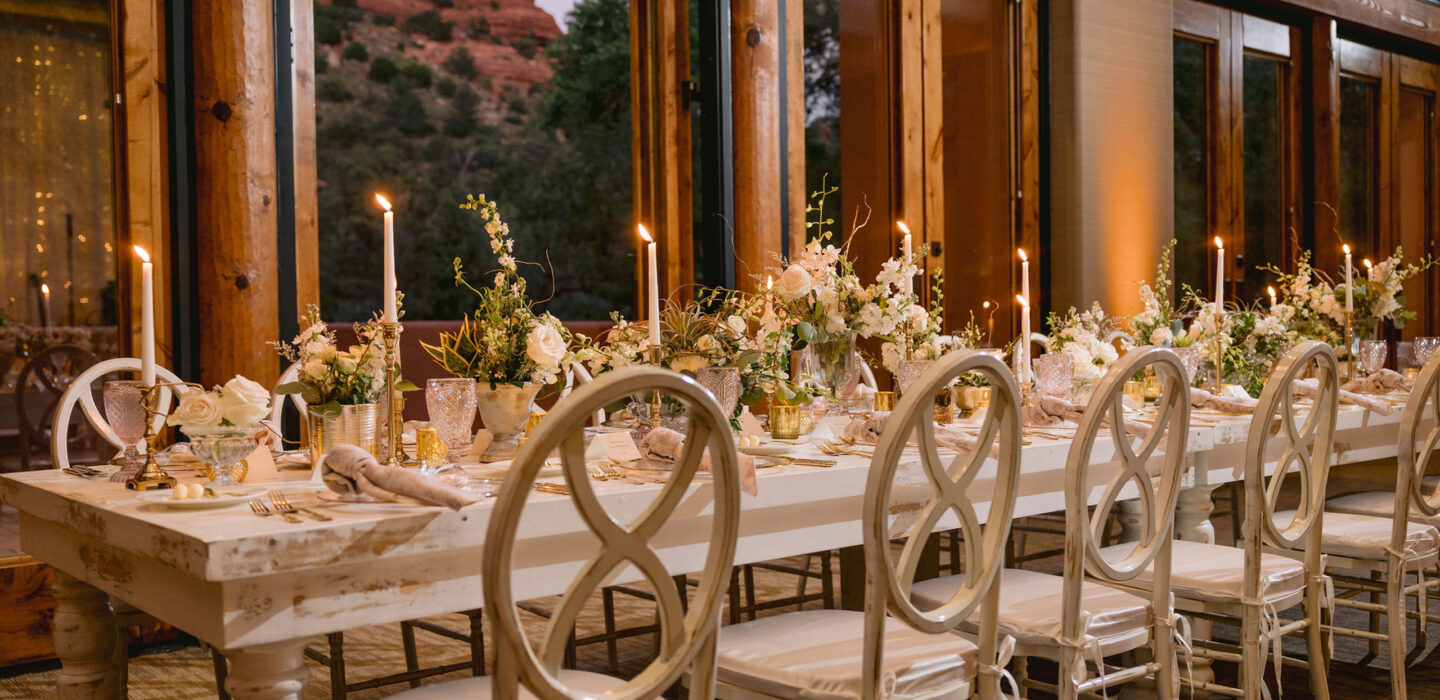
left=136, top=487, right=264, bottom=510
left=738, top=444, right=795, bottom=457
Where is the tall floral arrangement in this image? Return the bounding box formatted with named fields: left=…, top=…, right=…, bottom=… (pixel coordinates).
left=1260, top=251, right=1342, bottom=346
left=423, top=195, right=573, bottom=388
left=1349, top=247, right=1433, bottom=334
left=881, top=269, right=947, bottom=372
left=1128, top=240, right=1191, bottom=347
left=768, top=180, right=917, bottom=348
left=575, top=296, right=756, bottom=376
left=272, top=304, right=390, bottom=415
left=1046, top=303, right=1128, bottom=383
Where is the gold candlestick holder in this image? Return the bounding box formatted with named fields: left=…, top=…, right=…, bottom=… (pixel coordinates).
left=380, top=321, right=405, bottom=467
left=1342, top=311, right=1354, bottom=383
left=126, top=382, right=196, bottom=491
left=1210, top=308, right=1225, bottom=394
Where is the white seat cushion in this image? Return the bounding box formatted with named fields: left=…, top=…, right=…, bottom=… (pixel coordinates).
left=1099, top=539, right=1306, bottom=604
left=716, top=609, right=977, bottom=699
left=386, top=670, right=623, bottom=699
left=1328, top=477, right=1440, bottom=527
left=1271, top=509, right=1440, bottom=561
left=909, top=568, right=1150, bottom=646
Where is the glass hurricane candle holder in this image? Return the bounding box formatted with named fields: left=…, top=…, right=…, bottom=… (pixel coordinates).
left=427, top=378, right=477, bottom=460
left=103, top=380, right=147, bottom=481
left=696, top=366, right=741, bottom=420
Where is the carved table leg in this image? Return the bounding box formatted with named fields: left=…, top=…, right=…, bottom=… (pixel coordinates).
left=52, top=570, right=121, bottom=699
left=1178, top=454, right=1218, bottom=698
left=224, top=640, right=311, bottom=700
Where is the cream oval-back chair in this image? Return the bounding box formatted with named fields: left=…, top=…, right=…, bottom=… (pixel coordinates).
left=392, top=365, right=741, bottom=699
left=268, top=361, right=308, bottom=427
left=50, top=358, right=183, bottom=473
left=914, top=346, right=1188, bottom=699
left=1321, top=348, right=1440, bottom=698
left=713, top=349, right=1022, bottom=700
left=1108, top=340, right=1338, bottom=699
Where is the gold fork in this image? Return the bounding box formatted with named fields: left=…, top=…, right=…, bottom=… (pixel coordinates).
left=249, top=499, right=302, bottom=523
left=269, top=491, right=331, bottom=522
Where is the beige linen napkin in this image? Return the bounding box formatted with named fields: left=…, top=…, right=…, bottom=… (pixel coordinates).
left=1022, top=396, right=1150, bottom=437
left=321, top=444, right=481, bottom=509
left=1342, top=368, right=1414, bottom=395
left=840, top=413, right=981, bottom=453
left=1292, top=378, right=1394, bottom=416
left=637, top=427, right=758, bottom=496
left=1188, top=387, right=1258, bottom=414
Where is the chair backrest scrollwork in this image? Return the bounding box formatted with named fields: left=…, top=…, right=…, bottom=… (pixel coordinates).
left=483, top=366, right=740, bottom=700
left=50, top=358, right=183, bottom=473
left=1243, top=340, right=1338, bottom=592
left=1061, top=346, right=1189, bottom=651
left=864, top=350, right=1022, bottom=698
left=1396, top=351, right=1440, bottom=538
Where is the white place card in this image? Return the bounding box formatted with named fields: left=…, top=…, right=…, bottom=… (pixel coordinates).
left=461, top=429, right=493, bottom=465
left=809, top=415, right=852, bottom=443
left=241, top=445, right=279, bottom=483
left=596, top=432, right=642, bottom=463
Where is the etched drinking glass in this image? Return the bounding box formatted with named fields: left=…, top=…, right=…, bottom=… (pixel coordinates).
left=1171, top=346, right=1204, bottom=386
left=103, top=380, right=146, bottom=480
left=895, top=359, right=935, bottom=397
left=426, top=378, right=477, bottom=468
left=696, top=366, right=741, bottom=421
left=1358, top=340, right=1388, bottom=378
left=1032, top=353, right=1074, bottom=398
left=1416, top=337, right=1440, bottom=368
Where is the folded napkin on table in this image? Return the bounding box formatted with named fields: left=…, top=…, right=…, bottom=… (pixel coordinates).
left=1189, top=387, right=1258, bottom=413
left=637, top=428, right=757, bottom=496
left=840, top=412, right=981, bottom=453
left=1292, top=379, right=1394, bottom=416
left=1022, top=396, right=1150, bottom=437
left=322, top=444, right=481, bottom=509
left=1342, top=368, right=1414, bottom=395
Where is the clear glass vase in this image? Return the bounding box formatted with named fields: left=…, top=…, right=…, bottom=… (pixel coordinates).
left=803, top=331, right=861, bottom=406
left=182, top=425, right=259, bottom=489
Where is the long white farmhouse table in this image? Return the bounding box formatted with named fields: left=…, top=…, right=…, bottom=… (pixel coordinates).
left=0, top=401, right=1410, bottom=699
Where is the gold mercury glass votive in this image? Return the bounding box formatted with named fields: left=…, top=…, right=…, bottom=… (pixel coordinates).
left=416, top=428, right=447, bottom=468
left=1124, top=379, right=1146, bottom=405
left=516, top=411, right=546, bottom=447
left=933, top=389, right=955, bottom=424
left=1142, top=374, right=1163, bottom=400
left=1404, top=367, right=1420, bottom=380
left=872, top=391, right=896, bottom=412
left=769, top=405, right=802, bottom=440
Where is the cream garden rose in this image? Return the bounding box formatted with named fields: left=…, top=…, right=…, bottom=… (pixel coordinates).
left=774, top=265, right=812, bottom=301
left=167, top=390, right=223, bottom=427
left=525, top=323, right=567, bottom=368
left=217, top=375, right=271, bottom=426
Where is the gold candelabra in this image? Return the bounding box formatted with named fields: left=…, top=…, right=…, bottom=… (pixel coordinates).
left=1342, top=311, right=1354, bottom=383
left=126, top=381, right=202, bottom=491
left=380, top=321, right=405, bottom=467
left=1211, top=307, right=1225, bottom=394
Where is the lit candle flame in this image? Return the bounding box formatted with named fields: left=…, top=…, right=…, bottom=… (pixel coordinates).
left=1363, top=258, right=1373, bottom=269
left=375, top=194, right=392, bottom=212
left=1214, top=236, right=1223, bottom=249
left=982, top=300, right=991, bottom=309
left=766, top=275, right=773, bottom=290
left=1343, top=243, right=1351, bottom=255
left=1017, top=248, right=1027, bottom=262
left=1268, top=286, right=1276, bottom=297
left=638, top=223, right=653, bottom=243
left=133, top=245, right=151, bottom=263
left=1015, top=294, right=1028, bottom=308
left=40, top=283, right=49, bottom=294
left=896, top=221, right=911, bottom=235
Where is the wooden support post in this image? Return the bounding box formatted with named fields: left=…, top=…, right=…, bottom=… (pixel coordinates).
left=292, top=0, right=321, bottom=313
left=733, top=0, right=783, bottom=291
left=192, top=0, right=281, bottom=387
left=1308, top=17, right=1341, bottom=273
left=630, top=0, right=692, bottom=307
left=785, top=0, right=806, bottom=256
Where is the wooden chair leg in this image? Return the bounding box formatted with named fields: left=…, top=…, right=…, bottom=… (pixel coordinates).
left=326, top=632, right=347, bottom=700
left=1308, top=583, right=1332, bottom=700
left=602, top=587, right=620, bottom=673
left=1227, top=482, right=1243, bottom=545
left=795, top=554, right=812, bottom=598
left=820, top=550, right=835, bottom=609
left=743, top=564, right=758, bottom=620
left=211, top=648, right=230, bottom=700
left=1387, top=569, right=1408, bottom=699
left=727, top=567, right=741, bottom=625
left=1241, top=605, right=1263, bottom=700
left=466, top=610, right=486, bottom=676
left=401, top=621, right=421, bottom=688
left=1369, top=571, right=1383, bottom=657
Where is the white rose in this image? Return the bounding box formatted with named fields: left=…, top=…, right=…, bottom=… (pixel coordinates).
left=167, top=390, right=223, bottom=427
left=907, top=304, right=929, bottom=333
left=525, top=322, right=567, bottom=369
left=336, top=353, right=359, bottom=374
left=303, top=358, right=327, bottom=381
left=726, top=315, right=748, bottom=336
left=1149, top=327, right=1173, bottom=346
left=774, top=265, right=812, bottom=301
left=217, top=375, right=271, bottom=427
left=696, top=334, right=719, bottom=353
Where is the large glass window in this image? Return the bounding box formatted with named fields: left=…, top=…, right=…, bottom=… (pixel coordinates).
left=315, top=0, right=635, bottom=322
left=1241, top=54, right=1288, bottom=297
left=1173, top=36, right=1210, bottom=296
left=1338, top=75, right=1377, bottom=248
left=803, top=0, right=840, bottom=203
